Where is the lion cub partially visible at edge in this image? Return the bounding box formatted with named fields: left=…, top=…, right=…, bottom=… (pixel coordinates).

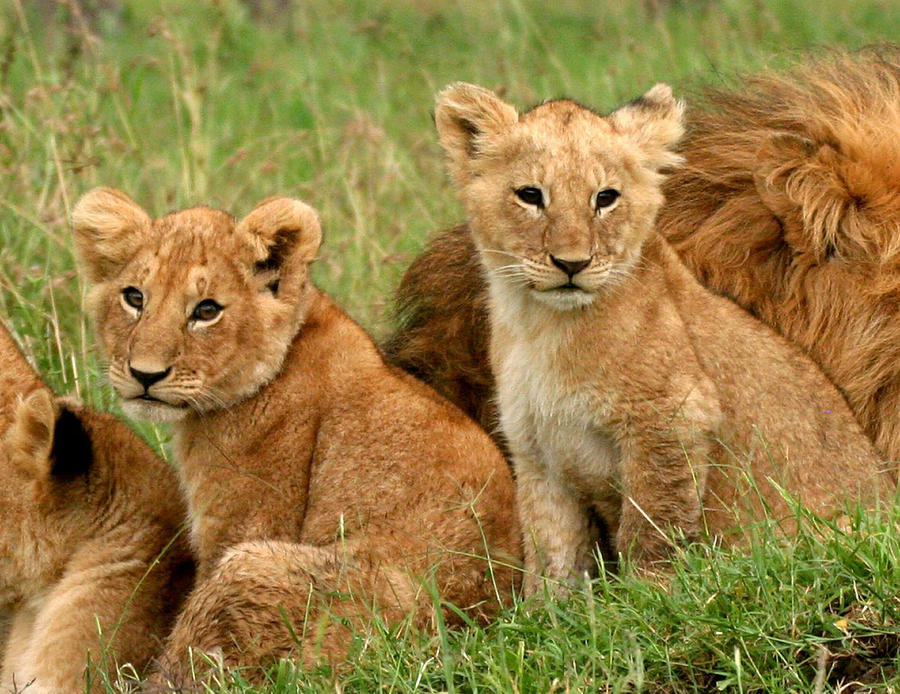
left=71, top=190, right=520, bottom=682
left=0, top=323, right=194, bottom=693
left=433, top=82, right=892, bottom=595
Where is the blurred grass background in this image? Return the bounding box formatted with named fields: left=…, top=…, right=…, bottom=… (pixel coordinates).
left=1, top=0, right=899, bottom=690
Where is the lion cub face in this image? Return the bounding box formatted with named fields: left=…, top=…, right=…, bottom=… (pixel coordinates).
left=435, top=83, right=683, bottom=311
left=73, top=191, right=322, bottom=421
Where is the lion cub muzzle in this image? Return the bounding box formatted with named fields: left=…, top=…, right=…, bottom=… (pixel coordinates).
left=549, top=255, right=594, bottom=290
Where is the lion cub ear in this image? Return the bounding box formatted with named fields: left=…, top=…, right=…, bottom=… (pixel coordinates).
left=6, top=391, right=93, bottom=481
left=72, top=187, right=154, bottom=284
left=608, top=83, right=685, bottom=171
left=6, top=389, right=57, bottom=479
left=236, top=197, right=322, bottom=300
left=435, top=82, right=519, bottom=186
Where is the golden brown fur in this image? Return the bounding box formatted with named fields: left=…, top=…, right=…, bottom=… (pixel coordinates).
left=0, top=323, right=44, bottom=432
left=0, top=322, right=44, bottom=668
left=0, top=325, right=193, bottom=693
left=72, top=191, right=520, bottom=683
left=431, top=81, right=891, bottom=594
left=386, top=228, right=500, bottom=432
left=384, top=224, right=500, bottom=442
left=386, top=46, right=900, bottom=472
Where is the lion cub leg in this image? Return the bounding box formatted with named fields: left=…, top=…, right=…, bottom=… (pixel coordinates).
left=4, top=588, right=110, bottom=694
left=150, top=539, right=420, bottom=686
left=612, top=392, right=720, bottom=568
left=515, top=449, right=606, bottom=598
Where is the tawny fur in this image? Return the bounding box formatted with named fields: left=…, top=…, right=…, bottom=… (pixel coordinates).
left=387, top=228, right=501, bottom=435
left=386, top=46, right=900, bottom=472
left=72, top=191, right=521, bottom=683
left=383, top=224, right=501, bottom=444
left=0, top=324, right=193, bottom=694
left=429, top=81, right=891, bottom=595
left=0, top=323, right=44, bottom=431
left=0, top=322, right=45, bottom=671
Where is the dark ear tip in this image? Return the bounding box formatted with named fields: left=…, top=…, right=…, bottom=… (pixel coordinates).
left=253, top=227, right=300, bottom=275
left=50, top=406, right=93, bottom=478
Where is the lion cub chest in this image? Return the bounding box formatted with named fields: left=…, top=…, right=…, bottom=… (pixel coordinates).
left=494, top=333, right=621, bottom=498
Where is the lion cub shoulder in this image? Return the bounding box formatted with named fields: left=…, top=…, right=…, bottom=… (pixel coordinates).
left=0, top=324, right=193, bottom=693
left=433, top=82, right=891, bottom=594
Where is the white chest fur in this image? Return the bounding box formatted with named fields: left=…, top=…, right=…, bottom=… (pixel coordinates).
left=489, top=283, right=621, bottom=499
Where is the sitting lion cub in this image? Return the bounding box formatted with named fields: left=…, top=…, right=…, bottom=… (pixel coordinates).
left=71, top=190, right=520, bottom=680
left=0, top=323, right=193, bottom=693
left=432, top=82, right=892, bottom=594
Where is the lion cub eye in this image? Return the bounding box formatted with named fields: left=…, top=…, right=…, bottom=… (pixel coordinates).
left=122, top=287, right=144, bottom=310
left=594, top=188, right=621, bottom=210
left=191, top=299, right=223, bottom=323
left=514, top=187, right=545, bottom=208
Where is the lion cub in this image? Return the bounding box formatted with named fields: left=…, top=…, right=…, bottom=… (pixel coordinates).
left=0, top=323, right=193, bottom=693
left=72, top=191, right=520, bottom=681
left=433, top=82, right=892, bottom=594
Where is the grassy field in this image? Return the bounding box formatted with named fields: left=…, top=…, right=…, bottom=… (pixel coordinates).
left=2, top=0, right=899, bottom=691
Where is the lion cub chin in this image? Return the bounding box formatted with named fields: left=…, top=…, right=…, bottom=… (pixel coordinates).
left=433, top=81, right=892, bottom=596
left=72, top=191, right=521, bottom=682
left=0, top=325, right=193, bottom=693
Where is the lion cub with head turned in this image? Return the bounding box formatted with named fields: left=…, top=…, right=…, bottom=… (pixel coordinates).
left=434, top=82, right=892, bottom=594
left=72, top=190, right=520, bottom=681
left=0, top=323, right=193, bottom=693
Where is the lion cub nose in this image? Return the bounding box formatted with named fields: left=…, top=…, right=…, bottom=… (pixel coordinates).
left=129, top=366, right=172, bottom=390
left=550, top=255, right=592, bottom=277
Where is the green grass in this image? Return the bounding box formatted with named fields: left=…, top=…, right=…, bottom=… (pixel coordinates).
left=1, top=0, right=899, bottom=691
left=113, top=507, right=900, bottom=693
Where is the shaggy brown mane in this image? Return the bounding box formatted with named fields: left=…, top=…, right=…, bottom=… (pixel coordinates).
left=383, top=224, right=501, bottom=437
left=665, top=44, right=900, bottom=274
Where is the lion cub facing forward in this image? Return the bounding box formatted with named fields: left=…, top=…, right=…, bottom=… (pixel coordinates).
left=72, top=191, right=520, bottom=680
left=0, top=324, right=193, bottom=693
left=434, top=82, right=892, bottom=594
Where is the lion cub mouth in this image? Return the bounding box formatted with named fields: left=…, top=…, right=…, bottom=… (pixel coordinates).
left=122, top=396, right=190, bottom=423
left=532, top=284, right=597, bottom=310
